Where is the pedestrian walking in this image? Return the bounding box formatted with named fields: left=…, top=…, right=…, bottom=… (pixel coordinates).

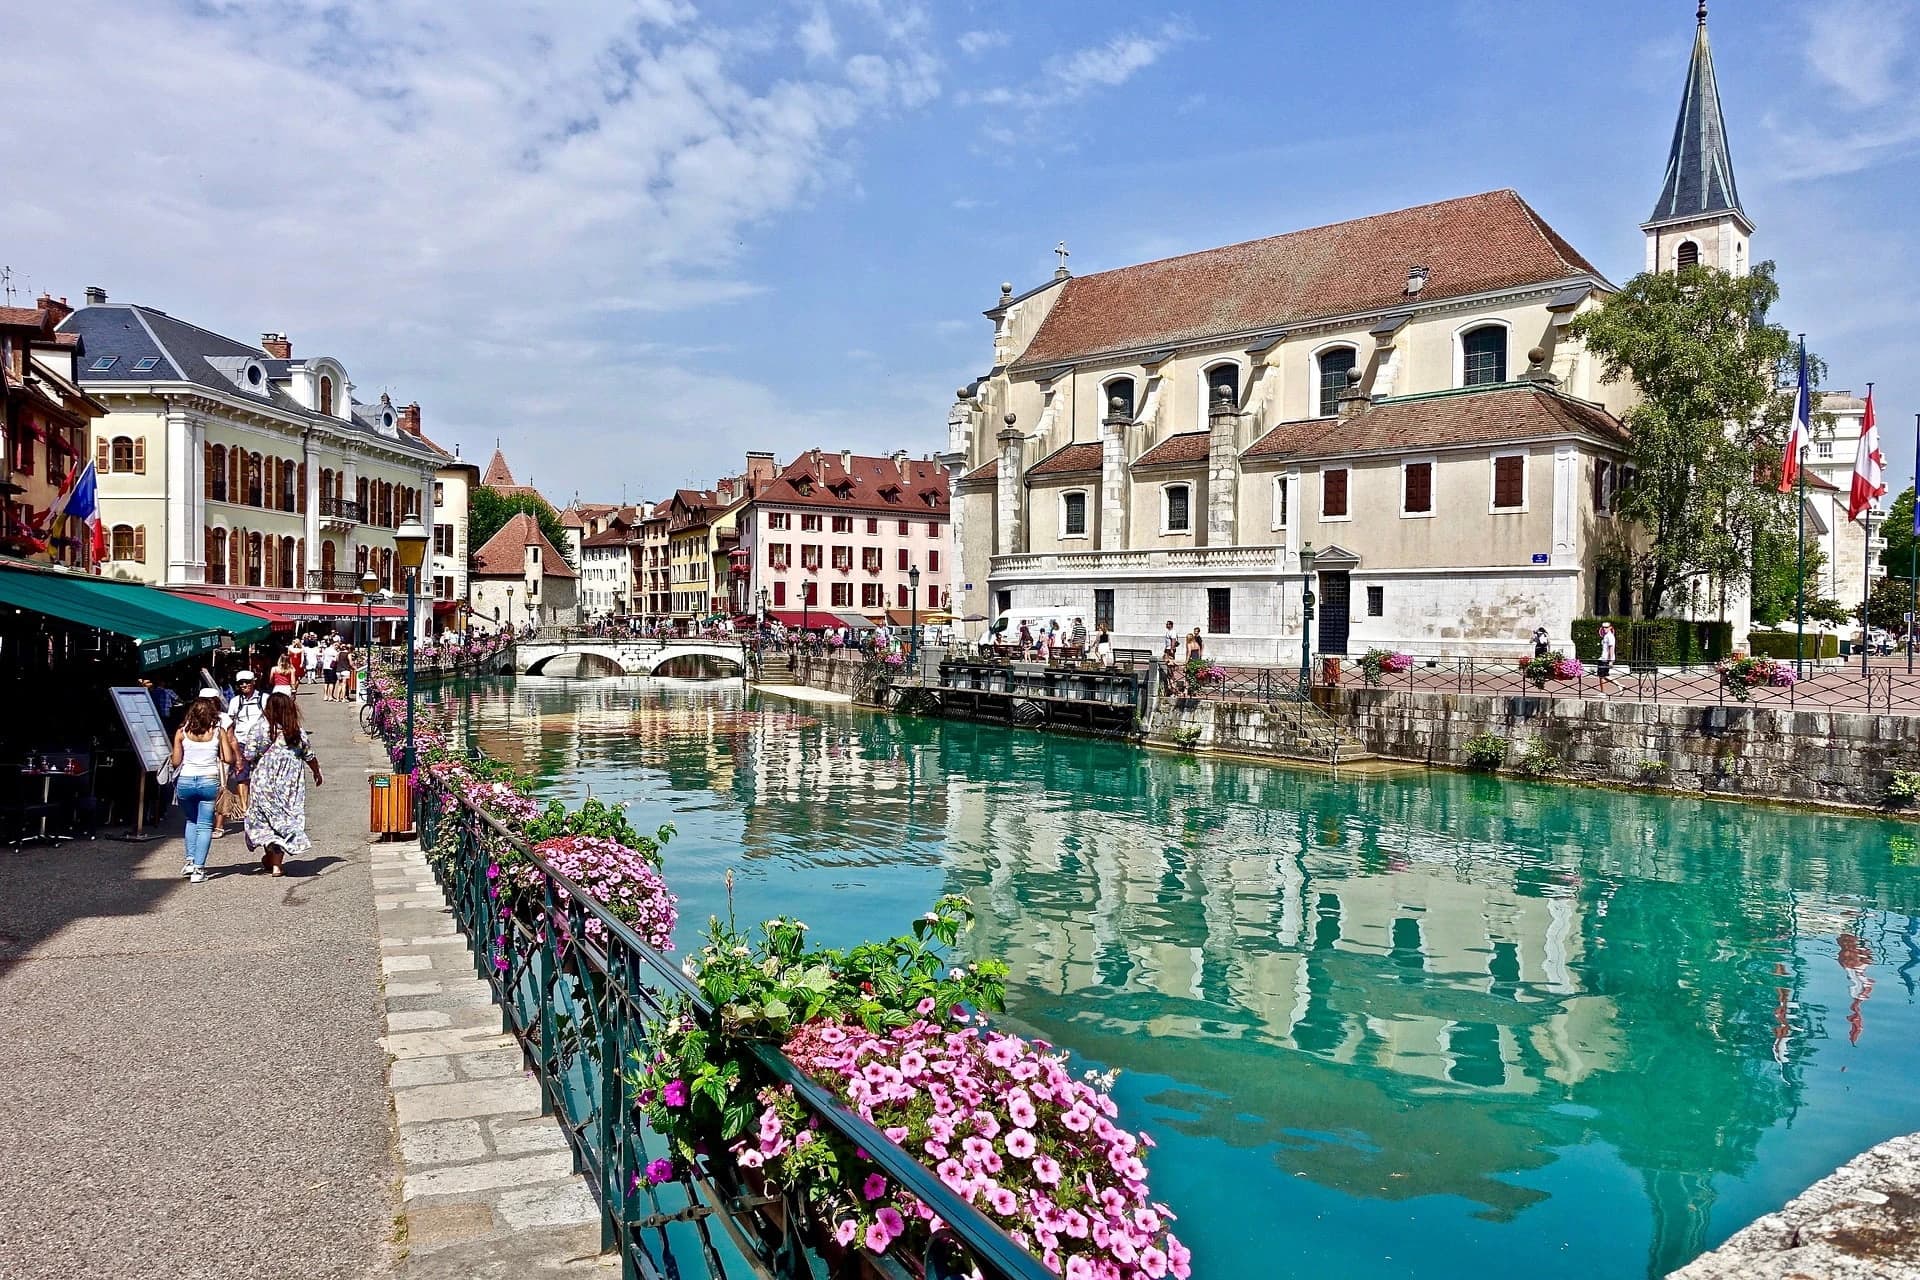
left=1017, top=621, right=1033, bottom=658
left=1186, top=628, right=1204, bottom=661
left=1597, top=621, right=1617, bottom=695
left=1095, top=625, right=1114, bottom=668
left=1070, top=616, right=1088, bottom=656
left=170, top=690, right=234, bottom=884
left=319, top=638, right=340, bottom=701
left=269, top=651, right=298, bottom=696
left=1532, top=626, right=1551, bottom=659
left=243, top=693, right=323, bottom=877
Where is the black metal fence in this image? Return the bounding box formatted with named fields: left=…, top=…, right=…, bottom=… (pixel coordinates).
left=1330, top=657, right=1909, bottom=714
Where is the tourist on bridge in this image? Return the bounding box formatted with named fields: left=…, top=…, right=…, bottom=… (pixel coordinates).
left=242, top=693, right=323, bottom=877
left=170, top=691, right=235, bottom=884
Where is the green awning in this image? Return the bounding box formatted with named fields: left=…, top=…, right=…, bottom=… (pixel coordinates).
left=0, top=564, right=263, bottom=669
left=74, top=577, right=274, bottom=645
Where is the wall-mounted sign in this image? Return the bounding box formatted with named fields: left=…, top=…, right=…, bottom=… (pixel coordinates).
left=1531, top=553, right=1550, bottom=565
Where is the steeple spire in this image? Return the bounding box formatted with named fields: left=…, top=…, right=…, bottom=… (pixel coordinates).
left=1648, top=2, right=1744, bottom=226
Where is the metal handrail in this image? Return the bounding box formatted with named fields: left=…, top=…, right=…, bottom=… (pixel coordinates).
left=421, top=779, right=1052, bottom=1280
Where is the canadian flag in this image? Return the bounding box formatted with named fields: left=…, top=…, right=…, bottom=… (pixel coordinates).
left=1849, top=386, right=1887, bottom=522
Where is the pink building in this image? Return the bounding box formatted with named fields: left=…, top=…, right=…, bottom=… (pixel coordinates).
left=738, top=448, right=951, bottom=630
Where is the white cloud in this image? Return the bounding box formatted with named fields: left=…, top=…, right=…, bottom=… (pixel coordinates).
left=1803, top=0, right=1912, bottom=108
left=1762, top=0, right=1920, bottom=179
left=957, top=29, right=1009, bottom=57
left=963, top=21, right=1193, bottom=111
left=2, top=0, right=941, bottom=498
left=798, top=5, right=838, bottom=62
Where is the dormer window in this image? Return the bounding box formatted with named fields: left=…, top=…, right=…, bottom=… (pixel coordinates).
left=319, top=375, right=334, bottom=415
left=879, top=484, right=901, bottom=503
left=89, top=356, right=118, bottom=372
left=246, top=364, right=263, bottom=387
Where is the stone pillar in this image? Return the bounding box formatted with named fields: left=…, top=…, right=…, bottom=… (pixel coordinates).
left=939, top=448, right=969, bottom=623
left=1336, top=367, right=1368, bottom=421
left=1551, top=444, right=1578, bottom=568
left=995, top=414, right=1024, bottom=557
left=1099, top=398, right=1130, bottom=551
left=1206, top=384, right=1240, bottom=545
left=165, top=404, right=194, bottom=584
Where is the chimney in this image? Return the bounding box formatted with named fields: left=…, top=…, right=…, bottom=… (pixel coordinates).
left=840, top=448, right=853, bottom=474
left=397, top=402, right=422, bottom=436
left=260, top=332, right=292, bottom=359
left=35, top=294, right=72, bottom=326
left=84, top=286, right=107, bottom=306
left=1336, top=367, right=1368, bottom=421
left=745, top=451, right=776, bottom=487
left=892, top=448, right=909, bottom=479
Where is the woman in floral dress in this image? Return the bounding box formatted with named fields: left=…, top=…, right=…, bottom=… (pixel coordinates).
left=243, top=692, right=323, bottom=875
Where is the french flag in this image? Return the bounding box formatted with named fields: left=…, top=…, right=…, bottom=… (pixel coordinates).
left=49, top=459, right=105, bottom=563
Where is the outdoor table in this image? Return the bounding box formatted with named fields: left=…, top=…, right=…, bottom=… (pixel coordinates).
left=13, top=752, right=88, bottom=844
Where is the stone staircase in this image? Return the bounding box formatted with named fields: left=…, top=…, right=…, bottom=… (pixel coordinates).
left=754, top=652, right=796, bottom=683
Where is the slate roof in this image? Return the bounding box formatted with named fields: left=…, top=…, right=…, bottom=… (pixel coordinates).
left=1647, top=10, right=1745, bottom=227
left=1241, top=383, right=1628, bottom=462
left=471, top=512, right=578, bottom=578
left=1026, top=442, right=1104, bottom=478
left=55, top=303, right=441, bottom=461
left=1012, top=190, right=1603, bottom=370
left=1131, top=432, right=1211, bottom=469
left=750, top=450, right=950, bottom=516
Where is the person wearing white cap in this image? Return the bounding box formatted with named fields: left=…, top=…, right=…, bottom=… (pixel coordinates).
left=170, top=690, right=234, bottom=883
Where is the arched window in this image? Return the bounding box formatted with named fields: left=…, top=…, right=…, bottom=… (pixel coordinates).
left=322, top=541, right=337, bottom=577
left=109, top=525, right=138, bottom=561
left=1202, top=363, right=1239, bottom=425
left=280, top=458, right=297, bottom=511
left=280, top=536, right=297, bottom=587
left=1460, top=325, right=1508, bottom=386
left=1101, top=377, right=1135, bottom=422
left=357, top=476, right=369, bottom=513
left=209, top=445, right=228, bottom=501
left=247, top=453, right=263, bottom=506
left=1676, top=240, right=1699, bottom=269
left=110, top=436, right=137, bottom=472
left=205, top=526, right=227, bottom=584
left=356, top=544, right=369, bottom=575
left=246, top=532, right=264, bottom=586
left=318, top=375, right=334, bottom=416
left=1316, top=347, right=1357, bottom=417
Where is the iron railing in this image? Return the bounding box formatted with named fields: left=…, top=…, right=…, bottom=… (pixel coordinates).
left=416, top=782, right=1051, bottom=1280
left=319, top=495, right=364, bottom=522
left=1335, top=657, right=1908, bottom=715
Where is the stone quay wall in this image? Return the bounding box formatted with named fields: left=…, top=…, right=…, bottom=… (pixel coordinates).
left=1314, top=686, right=1920, bottom=809
left=792, top=653, right=875, bottom=702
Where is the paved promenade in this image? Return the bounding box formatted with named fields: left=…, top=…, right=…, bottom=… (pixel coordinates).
left=0, top=697, right=396, bottom=1280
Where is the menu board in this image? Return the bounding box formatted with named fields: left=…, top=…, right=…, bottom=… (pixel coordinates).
left=110, top=687, right=173, bottom=774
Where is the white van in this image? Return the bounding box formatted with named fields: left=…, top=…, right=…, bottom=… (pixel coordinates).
left=987, top=609, right=1083, bottom=649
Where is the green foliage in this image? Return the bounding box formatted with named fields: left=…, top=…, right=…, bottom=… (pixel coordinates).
left=1636, top=758, right=1671, bottom=783
left=1463, top=732, right=1507, bottom=770
left=1858, top=575, right=1915, bottom=634
left=525, top=796, right=671, bottom=866
left=1887, top=770, right=1920, bottom=810
left=1571, top=617, right=1731, bottom=666
left=1513, top=738, right=1559, bottom=778
left=1880, top=487, right=1916, bottom=577
left=1170, top=724, right=1203, bottom=750
left=690, top=895, right=1006, bottom=1041
left=1569, top=263, right=1818, bottom=618
left=469, top=486, right=576, bottom=568
left=1746, top=630, right=1840, bottom=661
left=1751, top=525, right=1833, bottom=628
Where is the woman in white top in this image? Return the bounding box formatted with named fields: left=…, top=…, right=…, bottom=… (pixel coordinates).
left=171, top=690, right=235, bottom=883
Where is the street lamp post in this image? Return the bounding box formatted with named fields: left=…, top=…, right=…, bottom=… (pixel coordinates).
left=359, top=569, right=380, bottom=700
left=394, top=517, right=431, bottom=772
left=1298, top=542, right=1318, bottom=699
left=800, top=577, right=810, bottom=639
left=757, top=586, right=768, bottom=632
left=909, top=563, right=921, bottom=671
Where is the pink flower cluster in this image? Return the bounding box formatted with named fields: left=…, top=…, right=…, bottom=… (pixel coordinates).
left=1379, top=651, right=1414, bottom=674
left=523, top=834, right=678, bottom=952
left=1551, top=655, right=1586, bottom=680
left=743, top=1013, right=1189, bottom=1279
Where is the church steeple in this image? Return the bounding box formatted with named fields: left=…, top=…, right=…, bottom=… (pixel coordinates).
left=1643, top=2, right=1753, bottom=275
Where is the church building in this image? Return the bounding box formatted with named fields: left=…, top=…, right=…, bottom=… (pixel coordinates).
left=946, top=3, right=1754, bottom=660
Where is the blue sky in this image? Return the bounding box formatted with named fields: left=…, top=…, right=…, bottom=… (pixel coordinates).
left=7, top=0, right=1917, bottom=507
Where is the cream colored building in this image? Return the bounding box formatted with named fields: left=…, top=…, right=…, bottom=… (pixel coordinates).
left=946, top=7, right=1755, bottom=660
left=1806, top=391, right=1890, bottom=611
left=61, top=292, right=437, bottom=633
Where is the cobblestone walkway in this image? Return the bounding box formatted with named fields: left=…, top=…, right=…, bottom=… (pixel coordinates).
left=368, top=819, right=617, bottom=1278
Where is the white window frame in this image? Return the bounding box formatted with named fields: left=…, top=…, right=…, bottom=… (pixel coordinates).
left=1197, top=359, right=1244, bottom=429
left=1270, top=474, right=1291, bottom=533
left=1453, top=320, right=1511, bottom=388
left=1399, top=455, right=1436, bottom=519
left=1058, top=487, right=1091, bottom=540
left=1489, top=449, right=1530, bottom=514
left=1311, top=343, right=1360, bottom=418
left=1319, top=466, right=1352, bottom=523
left=1160, top=482, right=1193, bottom=535
left=1101, top=375, right=1138, bottom=422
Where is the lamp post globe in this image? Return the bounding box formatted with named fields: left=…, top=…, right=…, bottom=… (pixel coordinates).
left=392, top=517, right=431, bottom=773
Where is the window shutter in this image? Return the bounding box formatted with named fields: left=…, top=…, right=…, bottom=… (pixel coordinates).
left=1404, top=463, right=1431, bottom=513
left=97, top=436, right=110, bottom=472
left=132, top=437, right=146, bottom=474
left=1323, top=470, right=1348, bottom=518
left=298, top=462, right=308, bottom=514
left=204, top=445, right=215, bottom=499
left=1593, top=460, right=1610, bottom=511
left=1494, top=456, right=1524, bottom=509
left=133, top=525, right=147, bottom=562
left=297, top=537, right=306, bottom=582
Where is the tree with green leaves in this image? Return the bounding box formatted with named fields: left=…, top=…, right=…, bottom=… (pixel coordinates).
left=469, top=486, right=576, bottom=568
left=1569, top=262, right=1820, bottom=619
left=1858, top=575, right=1914, bottom=635
left=1750, top=528, right=1843, bottom=628
left=1879, top=485, right=1916, bottom=580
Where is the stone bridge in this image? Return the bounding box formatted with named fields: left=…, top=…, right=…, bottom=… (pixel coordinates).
left=514, top=638, right=748, bottom=678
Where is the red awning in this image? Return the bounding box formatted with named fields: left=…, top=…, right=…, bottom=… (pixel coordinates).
left=166, top=591, right=291, bottom=631
left=246, top=599, right=409, bottom=621
left=762, top=610, right=821, bottom=627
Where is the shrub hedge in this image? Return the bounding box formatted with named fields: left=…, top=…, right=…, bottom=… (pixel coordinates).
left=1571, top=617, right=1733, bottom=667
left=1746, top=629, right=1841, bottom=661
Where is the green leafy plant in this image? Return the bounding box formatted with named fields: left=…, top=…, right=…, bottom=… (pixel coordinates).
left=1358, top=648, right=1412, bottom=686
left=1636, top=758, right=1671, bottom=783
left=1513, top=738, right=1559, bottom=777
left=1887, top=770, right=1920, bottom=811
left=1170, top=724, right=1203, bottom=750
left=1463, top=732, right=1508, bottom=770
left=524, top=795, right=671, bottom=866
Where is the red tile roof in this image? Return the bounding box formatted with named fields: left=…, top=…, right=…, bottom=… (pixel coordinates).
left=1013, top=190, right=1602, bottom=370
left=581, top=526, right=635, bottom=548
left=471, top=512, right=578, bottom=578
left=750, top=450, right=950, bottom=516
left=0, top=306, right=49, bottom=329
left=1131, top=432, right=1211, bottom=469
left=1241, top=384, right=1628, bottom=461
left=1027, top=442, right=1104, bottom=478
left=962, top=459, right=998, bottom=484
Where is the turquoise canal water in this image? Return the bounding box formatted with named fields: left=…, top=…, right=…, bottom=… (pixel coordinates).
left=440, top=676, right=1920, bottom=1279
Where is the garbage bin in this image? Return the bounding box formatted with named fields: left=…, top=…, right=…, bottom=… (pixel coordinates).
left=370, top=772, right=414, bottom=836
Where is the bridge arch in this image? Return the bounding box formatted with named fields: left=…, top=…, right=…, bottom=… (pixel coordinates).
left=649, top=651, right=745, bottom=679
left=525, top=650, right=628, bottom=678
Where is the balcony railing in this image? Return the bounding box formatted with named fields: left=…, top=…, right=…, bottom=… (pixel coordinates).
left=308, top=569, right=367, bottom=592
left=319, top=496, right=364, bottom=522
left=992, top=546, right=1290, bottom=575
